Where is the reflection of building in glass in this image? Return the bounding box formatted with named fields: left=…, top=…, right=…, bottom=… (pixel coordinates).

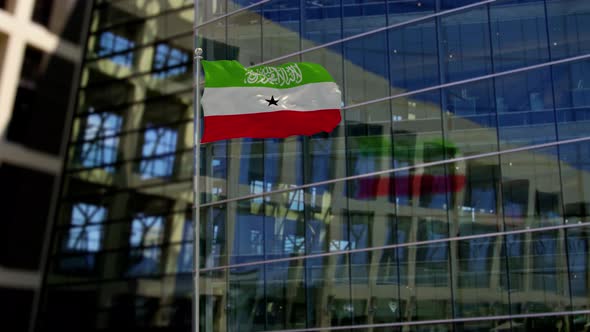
left=0, top=1, right=91, bottom=331
left=36, top=0, right=590, bottom=332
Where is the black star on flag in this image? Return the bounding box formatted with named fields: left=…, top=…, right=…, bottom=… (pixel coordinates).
left=265, top=95, right=279, bottom=106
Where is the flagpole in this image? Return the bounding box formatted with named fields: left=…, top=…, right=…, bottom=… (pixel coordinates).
left=193, top=46, right=203, bottom=332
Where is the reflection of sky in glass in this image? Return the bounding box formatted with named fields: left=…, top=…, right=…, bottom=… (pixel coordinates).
left=130, top=214, right=164, bottom=247
left=153, top=44, right=189, bottom=78
left=98, top=31, right=135, bottom=66
left=127, top=214, right=164, bottom=276
left=178, top=220, right=194, bottom=272
left=80, top=112, right=122, bottom=171
left=67, top=203, right=106, bottom=252
left=139, top=127, right=178, bottom=178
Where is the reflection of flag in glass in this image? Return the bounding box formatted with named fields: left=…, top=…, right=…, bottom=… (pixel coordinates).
left=354, top=136, right=466, bottom=198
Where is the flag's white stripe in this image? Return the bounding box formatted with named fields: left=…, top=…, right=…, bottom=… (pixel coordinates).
left=201, top=82, right=341, bottom=116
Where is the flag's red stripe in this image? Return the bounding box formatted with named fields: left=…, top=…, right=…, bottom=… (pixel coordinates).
left=201, top=109, right=341, bottom=143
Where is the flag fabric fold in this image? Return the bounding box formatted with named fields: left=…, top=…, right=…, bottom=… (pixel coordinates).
left=200, top=60, right=342, bottom=143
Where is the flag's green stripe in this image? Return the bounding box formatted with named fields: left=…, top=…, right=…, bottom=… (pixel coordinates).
left=202, top=60, right=335, bottom=88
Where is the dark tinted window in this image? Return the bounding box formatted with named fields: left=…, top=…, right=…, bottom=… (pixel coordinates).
left=32, top=0, right=54, bottom=27
left=6, top=47, right=75, bottom=155
left=0, top=288, right=34, bottom=332
left=0, top=164, right=54, bottom=270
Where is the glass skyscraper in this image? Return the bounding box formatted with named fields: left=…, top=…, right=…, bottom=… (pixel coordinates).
left=37, top=0, right=590, bottom=331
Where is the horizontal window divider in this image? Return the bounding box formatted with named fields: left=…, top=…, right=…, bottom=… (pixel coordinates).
left=53, top=206, right=191, bottom=231
left=50, top=238, right=194, bottom=259
left=194, top=0, right=272, bottom=29
left=70, top=118, right=192, bottom=146
left=61, top=175, right=193, bottom=202
left=66, top=146, right=192, bottom=174
left=92, top=3, right=193, bottom=36
left=264, top=309, right=590, bottom=332
left=201, top=221, right=590, bottom=273
left=200, top=135, right=590, bottom=208
left=193, top=56, right=590, bottom=115
left=45, top=270, right=194, bottom=288
left=76, top=87, right=193, bottom=116
left=85, top=30, right=192, bottom=63
left=82, top=60, right=192, bottom=90
left=342, top=53, right=590, bottom=110
left=194, top=0, right=496, bottom=66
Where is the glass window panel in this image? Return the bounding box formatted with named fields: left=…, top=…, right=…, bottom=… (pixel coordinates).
left=197, top=0, right=226, bottom=24
left=390, top=19, right=439, bottom=93
left=198, top=20, right=233, bottom=61
left=443, top=79, right=499, bottom=156
left=79, top=71, right=134, bottom=109
left=342, top=0, right=387, bottom=38
left=567, top=227, right=590, bottom=312
left=53, top=210, right=188, bottom=253
left=302, top=0, right=342, bottom=44
left=204, top=140, right=228, bottom=204
left=449, top=156, right=503, bottom=237
left=94, top=0, right=192, bottom=30
left=40, top=283, right=99, bottom=330
left=139, top=126, right=179, bottom=179
left=440, top=6, right=492, bottom=82
left=89, top=7, right=193, bottom=60
left=503, top=230, right=571, bottom=315
left=560, top=141, right=590, bottom=224
left=200, top=205, right=229, bottom=272
left=302, top=45, right=345, bottom=94
left=490, top=0, right=550, bottom=72
left=264, top=261, right=307, bottom=330
left=262, top=0, right=301, bottom=62
left=388, top=0, right=435, bottom=25
left=553, top=59, right=590, bottom=140
left=227, top=8, right=262, bottom=66
left=126, top=214, right=165, bottom=276
left=81, top=67, right=193, bottom=106
left=547, top=0, right=590, bottom=60
left=151, top=43, right=190, bottom=79
left=95, top=31, right=136, bottom=67
left=60, top=203, right=107, bottom=272
left=65, top=150, right=193, bottom=191
left=399, top=241, right=452, bottom=321
left=453, top=234, right=511, bottom=319
left=68, top=119, right=190, bottom=169
left=303, top=133, right=348, bottom=257
left=85, top=33, right=193, bottom=84
left=496, top=68, right=556, bottom=149
left=501, top=147, right=563, bottom=230
left=228, top=265, right=265, bottom=331
left=76, top=112, right=122, bottom=171
left=344, top=31, right=390, bottom=106
left=392, top=91, right=443, bottom=165
left=200, top=269, right=227, bottom=332
left=351, top=216, right=402, bottom=326
left=306, top=254, right=352, bottom=328
left=346, top=101, right=393, bottom=201
left=264, top=183, right=307, bottom=258
left=440, top=0, right=483, bottom=10
left=227, top=196, right=265, bottom=265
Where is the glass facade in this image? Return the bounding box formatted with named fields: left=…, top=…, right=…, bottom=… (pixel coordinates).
left=37, top=0, right=590, bottom=331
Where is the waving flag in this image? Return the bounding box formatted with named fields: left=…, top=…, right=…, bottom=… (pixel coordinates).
left=200, top=60, right=342, bottom=143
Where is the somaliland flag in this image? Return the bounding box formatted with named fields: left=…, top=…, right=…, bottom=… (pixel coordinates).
left=200, top=60, right=342, bottom=143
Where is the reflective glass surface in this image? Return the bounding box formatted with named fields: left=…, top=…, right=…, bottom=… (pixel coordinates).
left=39, top=0, right=590, bottom=331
